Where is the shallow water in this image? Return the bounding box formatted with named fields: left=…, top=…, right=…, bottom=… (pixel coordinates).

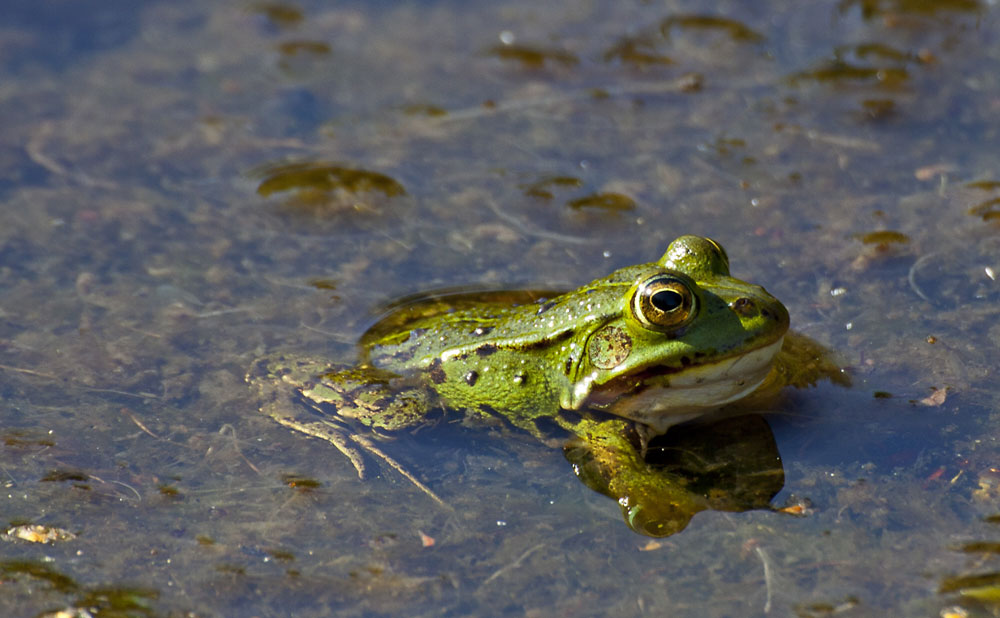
left=1, top=0, right=999, bottom=615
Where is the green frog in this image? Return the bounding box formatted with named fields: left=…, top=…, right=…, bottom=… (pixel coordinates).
left=249, top=235, right=804, bottom=533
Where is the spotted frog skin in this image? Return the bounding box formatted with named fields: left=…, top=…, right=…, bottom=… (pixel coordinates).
left=249, top=236, right=790, bottom=485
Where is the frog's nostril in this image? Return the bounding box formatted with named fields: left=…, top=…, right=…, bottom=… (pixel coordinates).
left=730, top=297, right=757, bottom=317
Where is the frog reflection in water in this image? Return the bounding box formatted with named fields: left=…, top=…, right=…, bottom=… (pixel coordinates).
left=250, top=236, right=833, bottom=536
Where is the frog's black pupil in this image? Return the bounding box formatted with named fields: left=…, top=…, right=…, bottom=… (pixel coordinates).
left=651, top=289, right=683, bottom=312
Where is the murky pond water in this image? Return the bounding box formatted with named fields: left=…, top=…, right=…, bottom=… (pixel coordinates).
left=1, top=0, right=999, bottom=616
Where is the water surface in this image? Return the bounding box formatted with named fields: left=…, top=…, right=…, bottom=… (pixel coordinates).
left=1, top=0, right=999, bottom=615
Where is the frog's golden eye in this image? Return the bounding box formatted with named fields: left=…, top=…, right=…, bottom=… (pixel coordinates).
left=631, top=274, right=696, bottom=332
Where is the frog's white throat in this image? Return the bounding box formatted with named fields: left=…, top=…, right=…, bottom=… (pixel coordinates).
left=575, top=337, right=785, bottom=434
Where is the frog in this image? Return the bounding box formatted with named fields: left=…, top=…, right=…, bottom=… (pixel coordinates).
left=248, top=235, right=795, bottom=526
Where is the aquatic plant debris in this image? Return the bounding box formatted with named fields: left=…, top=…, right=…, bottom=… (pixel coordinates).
left=2, top=525, right=77, bottom=544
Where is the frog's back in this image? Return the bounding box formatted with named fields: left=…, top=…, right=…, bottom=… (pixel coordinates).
left=362, top=274, right=633, bottom=424
left=363, top=268, right=639, bottom=371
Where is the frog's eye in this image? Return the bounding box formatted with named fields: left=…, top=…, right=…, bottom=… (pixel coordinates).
left=705, top=237, right=730, bottom=272
left=631, top=274, right=696, bottom=332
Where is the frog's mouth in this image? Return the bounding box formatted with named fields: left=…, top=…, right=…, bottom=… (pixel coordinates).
left=580, top=337, right=785, bottom=433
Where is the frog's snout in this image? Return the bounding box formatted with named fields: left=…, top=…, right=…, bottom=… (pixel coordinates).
left=729, top=297, right=759, bottom=318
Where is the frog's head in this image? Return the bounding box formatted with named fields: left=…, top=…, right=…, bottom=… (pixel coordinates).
left=568, top=235, right=789, bottom=432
